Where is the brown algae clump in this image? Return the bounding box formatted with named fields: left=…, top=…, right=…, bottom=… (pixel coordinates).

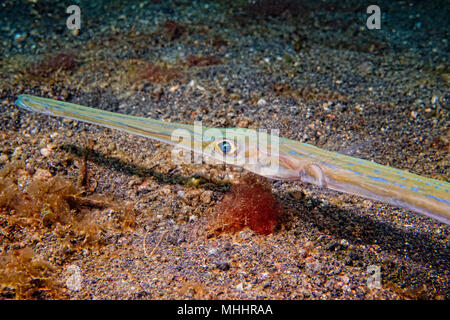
left=209, top=174, right=282, bottom=235
left=185, top=55, right=222, bottom=67
left=124, top=59, right=184, bottom=88
left=0, top=161, right=136, bottom=298
left=0, top=247, right=60, bottom=299
left=27, top=52, right=77, bottom=78
left=163, top=20, right=186, bottom=40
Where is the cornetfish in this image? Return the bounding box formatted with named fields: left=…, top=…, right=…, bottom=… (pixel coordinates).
left=15, top=94, right=450, bottom=225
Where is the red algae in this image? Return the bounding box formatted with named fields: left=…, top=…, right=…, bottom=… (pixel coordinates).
left=163, top=20, right=186, bottom=40
left=27, top=52, right=76, bottom=77
left=185, top=54, right=222, bottom=67
left=133, top=61, right=182, bottom=84
left=209, top=174, right=282, bottom=235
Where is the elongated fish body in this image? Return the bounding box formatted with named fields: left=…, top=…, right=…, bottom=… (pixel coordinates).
left=277, top=140, right=450, bottom=225
left=15, top=94, right=450, bottom=225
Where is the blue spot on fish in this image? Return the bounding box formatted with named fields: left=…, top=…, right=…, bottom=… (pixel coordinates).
left=349, top=169, right=362, bottom=175
left=426, top=194, right=450, bottom=206
left=368, top=176, right=390, bottom=184
left=289, top=149, right=303, bottom=156
left=411, top=187, right=419, bottom=192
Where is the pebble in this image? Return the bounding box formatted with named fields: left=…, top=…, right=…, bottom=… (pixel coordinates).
left=239, top=230, right=254, bottom=241
left=40, top=148, right=52, bottom=157
left=290, top=190, right=305, bottom=200
left=169, top=85, right=179, bottom=93
left=177, top=190, right=185, bottom=198
left=357, top=61, right=373, bottom=74
left=257, top=98, right=267, bottom=106
left=339, top=239, right=349, bottom=248
left=215, top=261, right=230, bottom=271
left=34, top=169, right=52, bottom=181
left=13, top=32, right=27, bottom=42
left=200, top=191, right=212, bottom=204
left=12, top=147, right=23, bottom=159
left=431, top=95, right=439, bottom=105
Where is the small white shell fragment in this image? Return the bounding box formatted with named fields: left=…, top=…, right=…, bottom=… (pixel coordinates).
left=40, top=148, right=52, bottom=157
left=257, top=98, right=267, bottom=106
left=431, top=95, right=439, bottom=105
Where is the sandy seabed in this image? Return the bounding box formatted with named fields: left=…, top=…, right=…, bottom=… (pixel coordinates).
left=0, top=0, right=448, bottom=299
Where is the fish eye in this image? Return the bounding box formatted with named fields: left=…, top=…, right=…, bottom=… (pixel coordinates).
left=214, top=139, right=236, bottom=155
